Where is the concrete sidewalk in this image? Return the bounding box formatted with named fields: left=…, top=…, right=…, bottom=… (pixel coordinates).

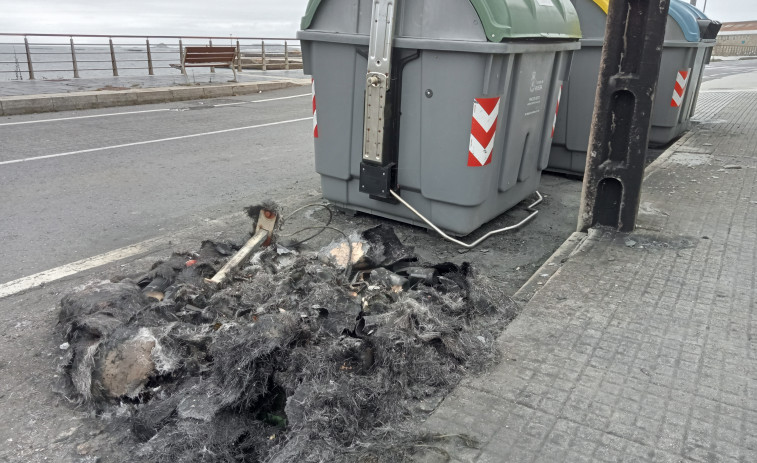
left=424, top=90, right=757, bottom=462
left=0, top=70, right=310, bottom=116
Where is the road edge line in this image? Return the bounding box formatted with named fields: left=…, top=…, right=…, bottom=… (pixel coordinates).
left=0, top=237, right=169, bottom=300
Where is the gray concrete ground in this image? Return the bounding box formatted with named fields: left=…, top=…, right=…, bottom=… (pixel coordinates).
left=423, top=90, right=757, bottom=461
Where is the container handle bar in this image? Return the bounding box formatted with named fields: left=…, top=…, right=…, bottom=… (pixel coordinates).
left=389, top=190, right=543, bottom=249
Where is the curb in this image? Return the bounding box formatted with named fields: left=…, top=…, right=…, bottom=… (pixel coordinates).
left=0, top=79, right=311, bottom=117
left=512, top=128, right=694, bottom=306
left=512, top=231, right=587, bottom=305
left=643, top=129, right=695, bottom=180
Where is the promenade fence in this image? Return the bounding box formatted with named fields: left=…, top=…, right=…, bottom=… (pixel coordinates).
left=713, top=44, right=757, bottom=57
left=0, top=33, right=301, bottom=81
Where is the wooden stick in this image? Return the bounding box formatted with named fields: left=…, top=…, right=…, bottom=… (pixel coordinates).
left=205, top=230, right=268, bottom=286
left=205, top=210, right=277, bottom=286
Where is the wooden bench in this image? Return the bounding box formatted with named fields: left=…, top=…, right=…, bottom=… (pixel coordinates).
left=180, top=46, right=238, bottom=82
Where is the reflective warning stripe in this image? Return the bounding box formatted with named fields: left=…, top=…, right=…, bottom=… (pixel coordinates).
left=311, top=79, right=318, bottom=138
left=671, top=69, right=690, bottom=108
left=468, top=97, right=500, bottom=167
left=551, top=83, right=563, bottom=138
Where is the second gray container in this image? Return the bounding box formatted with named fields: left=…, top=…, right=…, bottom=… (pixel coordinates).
left=549, top=0, right=714, bottom=175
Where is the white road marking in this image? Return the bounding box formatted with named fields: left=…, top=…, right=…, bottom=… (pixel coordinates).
left=0, top=186, right=312, bottom=299
left=212, top=93, right=310, bottom=107
left=701, top=89, right=757, bottom=93
left=0, top=108, right=171, bottom=127
left=0, top=116, right=313, bottom=166
left=0, top=237, right=167, bottom=299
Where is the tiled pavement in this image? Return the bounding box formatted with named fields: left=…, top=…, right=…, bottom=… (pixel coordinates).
left=424, top=91, right=757, bottom=462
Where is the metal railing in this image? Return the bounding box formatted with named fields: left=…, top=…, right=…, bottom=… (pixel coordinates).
left=0, top=33, right=302, bottom=81
left=713, top=44, right=757, bottom=57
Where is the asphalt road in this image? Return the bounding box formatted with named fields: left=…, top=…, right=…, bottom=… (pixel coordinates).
left=702, top=57, right=757, bottom=82
left=0, top=86, right=317, bottom=284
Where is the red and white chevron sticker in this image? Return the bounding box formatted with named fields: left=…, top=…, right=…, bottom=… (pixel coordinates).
left=468, top=97, right=500, bottom=167
left=670, top=69, right=691, bottom=108
left=551, top=83, right=563, bottom=138
left=311, top=79, right=318, bottom=138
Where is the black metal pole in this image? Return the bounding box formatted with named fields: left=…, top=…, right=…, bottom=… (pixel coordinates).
left=578, top=0, right=671, bottom=233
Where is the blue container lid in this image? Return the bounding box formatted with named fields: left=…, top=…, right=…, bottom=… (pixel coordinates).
left=675, top=0, right=709, bottom=20
left=669, top=0, right=703, bottom=42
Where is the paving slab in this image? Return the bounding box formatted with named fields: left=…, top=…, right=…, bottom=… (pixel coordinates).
left=424, top=90, right=757, bottom=462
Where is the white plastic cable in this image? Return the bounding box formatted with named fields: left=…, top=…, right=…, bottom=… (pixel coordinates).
left=390, top=190, right=543, bottom=249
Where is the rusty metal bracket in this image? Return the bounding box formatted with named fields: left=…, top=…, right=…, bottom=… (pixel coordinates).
left=256, top=210, right=277, bottom=247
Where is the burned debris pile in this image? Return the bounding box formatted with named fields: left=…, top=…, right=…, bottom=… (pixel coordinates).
left=57, top=222, right=516, bottom=462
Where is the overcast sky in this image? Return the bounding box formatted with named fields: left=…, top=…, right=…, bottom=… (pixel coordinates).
left=0, top=0, right=754, bottom=39
left=1, top=1, right=310, bottom=38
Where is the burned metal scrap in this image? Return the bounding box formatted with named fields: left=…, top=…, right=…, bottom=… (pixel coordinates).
left=56, top=221, right=516, bottom=462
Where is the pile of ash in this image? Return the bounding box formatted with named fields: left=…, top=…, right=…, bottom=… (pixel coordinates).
left=56, top=224, right=517, bottom=462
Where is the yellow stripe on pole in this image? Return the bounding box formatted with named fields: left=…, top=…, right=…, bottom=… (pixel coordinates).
left=593, top=0, right=609, bottom=14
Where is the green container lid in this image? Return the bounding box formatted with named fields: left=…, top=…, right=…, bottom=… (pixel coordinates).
left=300, top=0, right=582, bottom=42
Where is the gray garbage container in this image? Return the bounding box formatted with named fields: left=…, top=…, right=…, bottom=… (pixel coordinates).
left=298, top=0, right=581, bottom=236
left=549, top=0, right=716, bottom=175
left=650, top=0, right=720, bottom=145
left=675, top=3, right=721, bottom=128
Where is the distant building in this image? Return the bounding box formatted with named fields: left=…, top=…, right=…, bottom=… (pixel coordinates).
left=714, top=21, right=757, bottom=57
